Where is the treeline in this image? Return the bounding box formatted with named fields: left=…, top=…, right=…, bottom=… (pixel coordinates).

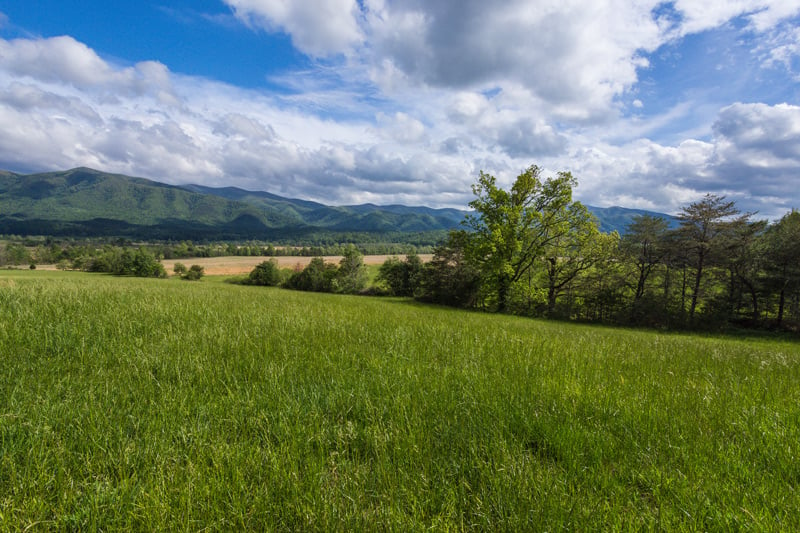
left=0, top=239, right=429, bottom=268
left=377, top=166, right=800, bottom=332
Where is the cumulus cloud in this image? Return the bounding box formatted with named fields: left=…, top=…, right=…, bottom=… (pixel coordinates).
left=0, top=34, right=479, bottom=206
left=1, top=1, right=800, bottom=217
left=672, top=1, right=800, bottom=33
left=223, top=0, right=363, bottom=56
left=569, top=103, right=800, bottom=219
left=363, top=0, right=661, bottom=119
left=0, top=35, right=178, bottom=104
left=709, top=103, right=800, bottom=201
left=218, top=0, right=799, bottom=121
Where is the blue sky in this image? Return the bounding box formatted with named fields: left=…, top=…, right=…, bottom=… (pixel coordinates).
left=0, top=1, right=799, bottom=218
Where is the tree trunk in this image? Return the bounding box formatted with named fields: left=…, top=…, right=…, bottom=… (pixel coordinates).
left=547, top=258, right=558, bottom=315
left=689, top=252, right=705, bottom=322
left=497, top=275, right=510, bottom=313
left=680, top=264, right=687, bottom=321
left=634, top=267, right=647, bottom=301
left=739, top=276, right=759, bottom=321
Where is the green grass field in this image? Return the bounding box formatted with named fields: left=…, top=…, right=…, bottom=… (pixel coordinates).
left=1, top=270, right=798, bottom=530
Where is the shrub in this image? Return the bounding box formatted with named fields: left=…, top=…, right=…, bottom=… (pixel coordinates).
left=284, top=257, right=338, bottom=292
left=247, top=259, right=282, bottom=286
left=182, top=264, right=205, bottom=281
left=377, top=253, right=424, bottom=296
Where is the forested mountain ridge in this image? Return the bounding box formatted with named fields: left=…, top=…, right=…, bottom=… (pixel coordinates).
left=0, top=167, right=675, bottom=239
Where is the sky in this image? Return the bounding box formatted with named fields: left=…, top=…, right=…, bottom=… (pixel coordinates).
left=0, top=1, right=799, bottom=218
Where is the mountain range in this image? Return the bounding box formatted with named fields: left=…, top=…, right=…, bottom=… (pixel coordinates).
left=0, top=167, right=675, bottom=241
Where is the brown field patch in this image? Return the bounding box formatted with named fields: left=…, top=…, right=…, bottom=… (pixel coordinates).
left=161, top=254, right=433, bottom=276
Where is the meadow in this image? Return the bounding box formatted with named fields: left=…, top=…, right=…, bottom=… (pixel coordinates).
left=0, top=270, right=798, bottom=530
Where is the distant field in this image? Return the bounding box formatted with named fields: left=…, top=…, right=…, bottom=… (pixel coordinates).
left=0, top=270, right=798, bottom=530
left=36, top=254, right=433, bottom=275
left=160, top=254, right=433, bottom=275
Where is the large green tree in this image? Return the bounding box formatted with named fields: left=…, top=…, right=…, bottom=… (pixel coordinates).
left=464, top=165, right=578, bottom=312
left=675, top=194, right=739, bottom=322
left=541, top=203, right=614, bottom=315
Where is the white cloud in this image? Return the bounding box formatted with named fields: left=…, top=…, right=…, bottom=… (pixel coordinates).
left=671, top=1, right=800, bottom=33
left=223, top=0, right=363, bottom=56
left=217, top=1, right=800, bottom=122
left=362, top=0, right=663, bottom=120
left=375, top=112, right=427, bottom=144
left=2, top=0, right=800, bottom=218
left=569, top=103, right=800, bottom=219
left=0, top=35, right=118, bottom=88
left=0, top=35, right=178, bottom=104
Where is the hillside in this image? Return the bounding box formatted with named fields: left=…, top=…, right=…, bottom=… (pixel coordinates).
left=0, top=167, right=675, bottom=240
left=0, top=168, right=464, bottom=240
left=0, top=168, right=289, bottom=240
left=587, top=205, right=679, bottom=233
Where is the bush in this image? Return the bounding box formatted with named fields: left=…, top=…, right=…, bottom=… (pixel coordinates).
left=182, top=264, right=205, bottom=281
left=284, top=257, right=338, bottom=292
left=377, top=253, right=423, bottom=296
left=173, top=262, right=187, bottom=276
left=247, top=259, right=282, bottom=286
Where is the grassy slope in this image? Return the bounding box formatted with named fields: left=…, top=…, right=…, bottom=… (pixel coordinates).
left=0, top=271, right=798, bottom=530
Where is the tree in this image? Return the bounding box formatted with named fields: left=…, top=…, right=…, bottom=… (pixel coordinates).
left=285, top=257, right=338, bottom=292
left=247, top=259, right=282, bottom=286
left=716, top=216, right=767, bottom=321
left=674, top=194, right=739, bottom=322
left=465, top=165, right=577, bottom=312
left=540, top=202, right=611, bottom=315
left=335, top=245, right=368, bottom=294
left=620, top=215, right=670, bottom=304
left=173, top=262, right=188, bottom=276
left=129, top=248, right=166, bottom=278
left=416, top=231, right=481, bottom=308
left=762, top=210, right=800, bottom=325
left=377, top=252, right=424, bottom=296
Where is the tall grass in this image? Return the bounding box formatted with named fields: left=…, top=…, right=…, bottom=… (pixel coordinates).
left=0, top=270, right=798, bottom=530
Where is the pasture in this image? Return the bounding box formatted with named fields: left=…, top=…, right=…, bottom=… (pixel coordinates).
left=0, top=270, right=798, bottom=530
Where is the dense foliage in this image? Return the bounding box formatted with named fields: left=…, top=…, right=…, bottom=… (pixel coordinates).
left=402, top=165, right=800, bottom=331
left=283, top=246, right=368, bottom=295
left=244, top=259, right=284, bottom=287
left=80, top=246, right=167, bottom=278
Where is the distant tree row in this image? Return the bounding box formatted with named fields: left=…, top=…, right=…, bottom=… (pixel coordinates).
left=0, top=239, right=430, bottom=267
left=375, top=165, right=800, bottom=332
left=79, top=247, right=167, bottom=278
